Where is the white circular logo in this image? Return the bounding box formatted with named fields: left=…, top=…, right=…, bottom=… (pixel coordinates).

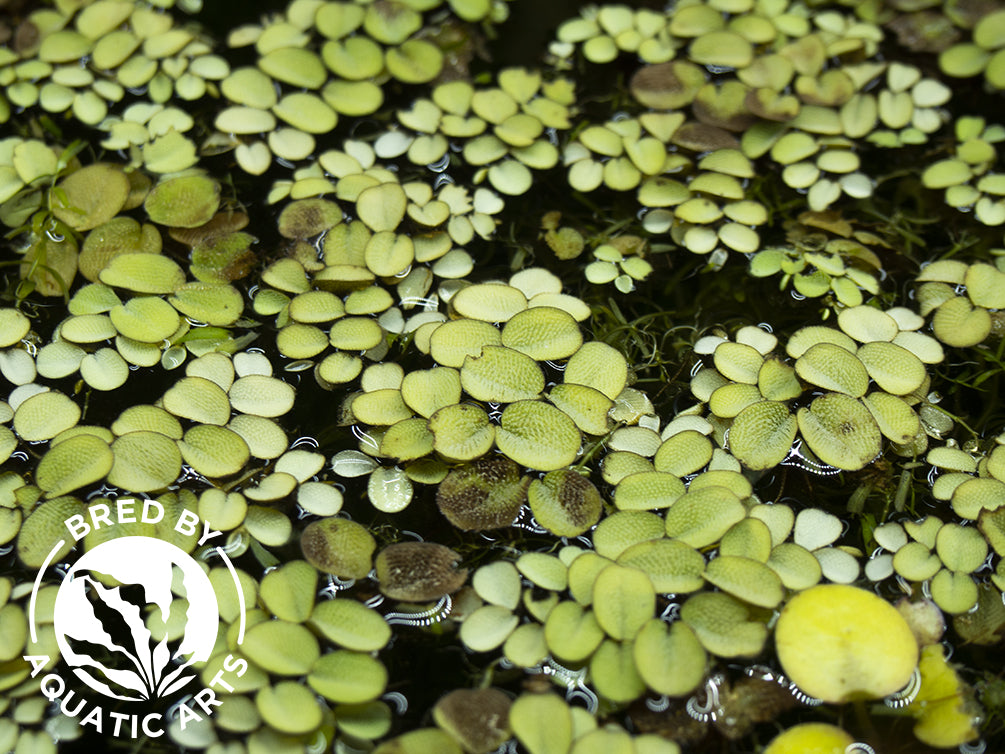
left=23, top=499, right=249, bottom=739
left=53, top=536, right=219, bottom=701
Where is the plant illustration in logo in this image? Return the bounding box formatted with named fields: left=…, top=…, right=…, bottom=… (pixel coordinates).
left=51, top=537, right=220, bottom=701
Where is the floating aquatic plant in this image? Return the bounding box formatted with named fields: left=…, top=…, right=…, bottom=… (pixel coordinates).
left=2, top=0, right=1005, bottom=751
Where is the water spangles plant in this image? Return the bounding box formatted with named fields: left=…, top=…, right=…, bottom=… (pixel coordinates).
left=4, top=0, right=1005, bottom=752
